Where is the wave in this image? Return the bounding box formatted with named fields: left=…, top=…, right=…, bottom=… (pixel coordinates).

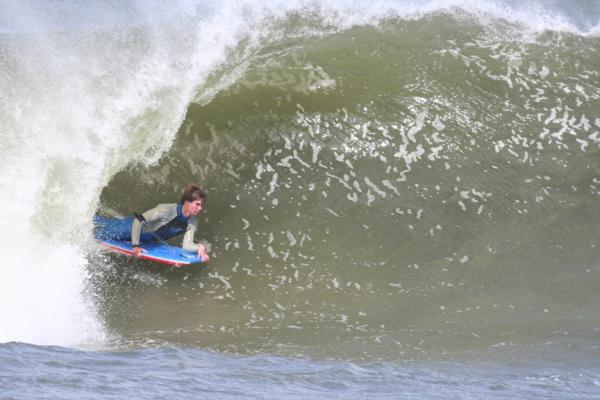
left=0, top=0, right=599, bottom=354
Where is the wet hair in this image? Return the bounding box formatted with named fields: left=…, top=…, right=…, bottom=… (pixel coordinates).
left=181, top=184, right=206, bottom=204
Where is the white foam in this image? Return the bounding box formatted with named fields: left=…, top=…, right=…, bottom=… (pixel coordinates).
left=0, top=237, right=102, bottom=345
left=0, top=1, right=250, bottom=346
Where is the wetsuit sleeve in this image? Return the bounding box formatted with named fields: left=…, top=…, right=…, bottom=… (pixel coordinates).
left=182, top=217, right=201, bottom=253
left=131, top=204, right=170, bottom=246
left=131, top=213, right=145, bottom=246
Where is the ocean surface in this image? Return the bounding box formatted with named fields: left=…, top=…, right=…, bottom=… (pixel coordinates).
left=1, top=1, right=599, bottom=398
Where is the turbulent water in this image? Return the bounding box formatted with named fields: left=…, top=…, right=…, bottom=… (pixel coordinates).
left=1, top=0, right=600, bottom=398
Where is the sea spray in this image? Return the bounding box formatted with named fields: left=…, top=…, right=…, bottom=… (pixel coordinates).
left=0, top=0, right=251, bottom=345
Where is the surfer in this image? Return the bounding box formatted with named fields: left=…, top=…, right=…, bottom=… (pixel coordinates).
left=94, top=184, right=210, bottom=262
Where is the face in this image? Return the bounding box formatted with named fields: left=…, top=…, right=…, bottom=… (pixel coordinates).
left=184, top=199, right=204, bottom=216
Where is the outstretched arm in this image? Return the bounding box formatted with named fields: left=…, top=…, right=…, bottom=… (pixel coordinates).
left=183, top=217, right=210, bottom=262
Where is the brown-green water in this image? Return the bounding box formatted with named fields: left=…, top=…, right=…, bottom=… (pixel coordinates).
left=94, top=17, right=600, bottom=362
left=1, top=2, right=600, bottom=399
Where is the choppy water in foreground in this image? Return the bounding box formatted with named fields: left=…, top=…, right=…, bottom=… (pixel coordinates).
left=2, top=343, right=599, bottom=400
left=1, top=0, right=600, bottom=398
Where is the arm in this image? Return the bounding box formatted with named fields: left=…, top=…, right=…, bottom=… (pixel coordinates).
left=182, top=217, right=209, bottom=261
left=131, top=212, right=146, bottom=247
left=182, top=217, right=199, bottom=252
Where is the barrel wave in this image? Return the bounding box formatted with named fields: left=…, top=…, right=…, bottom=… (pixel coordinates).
left=98, top=11, right=600, bottom=360
left=1, top=1, right=599, bottom=366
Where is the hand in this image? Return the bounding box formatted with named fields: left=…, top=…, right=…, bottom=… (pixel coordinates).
left=198, top=244, right=209, bottom=262
left=132, top=246, right=146, bottom=258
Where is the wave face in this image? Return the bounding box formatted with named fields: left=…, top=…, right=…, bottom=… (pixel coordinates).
left=1, top=1, right=599, bottom=360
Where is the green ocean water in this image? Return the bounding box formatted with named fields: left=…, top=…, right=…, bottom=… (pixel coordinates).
left=93, top=16, right=600, bottom=361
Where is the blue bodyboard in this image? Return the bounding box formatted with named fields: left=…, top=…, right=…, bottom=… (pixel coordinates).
left=99, top=239, right=204, bottom=266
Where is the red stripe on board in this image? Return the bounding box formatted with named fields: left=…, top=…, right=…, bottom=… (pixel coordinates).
left=100, top=242, right=191, bottom=267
